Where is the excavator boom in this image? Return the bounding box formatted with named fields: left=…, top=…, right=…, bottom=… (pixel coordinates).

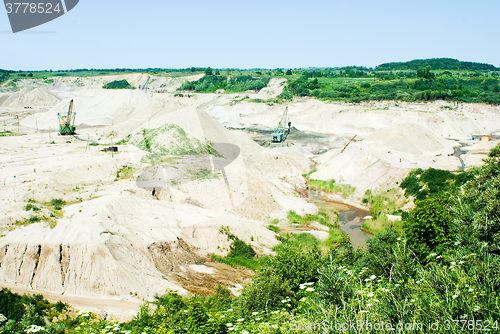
left=271, top=107, right=290, bottom=143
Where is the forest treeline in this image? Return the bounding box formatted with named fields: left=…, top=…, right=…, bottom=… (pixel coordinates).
left=376, top=58, right=498, bottom=71
left=3, top=58, right=500, bottom=104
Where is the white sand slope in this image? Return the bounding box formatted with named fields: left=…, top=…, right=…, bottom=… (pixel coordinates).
left=2, top=74, right=500, bottom=317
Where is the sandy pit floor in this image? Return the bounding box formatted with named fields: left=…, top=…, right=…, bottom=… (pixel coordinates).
left=1, top=75, right=499, bottom=318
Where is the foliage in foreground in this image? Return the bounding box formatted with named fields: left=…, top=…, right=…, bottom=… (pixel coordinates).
left=3, top=145, right=500, bottom=333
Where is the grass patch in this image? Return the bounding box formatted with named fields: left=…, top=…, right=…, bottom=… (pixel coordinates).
left=309, top=179, right=356, bottom=197
left=360, top=188, right=405, bottom=234
left=116, top=165, right=135, bottom=179
left=188, top=168, right=221, bottom=181
left=13, top=215, right=57, bottom=229
left=24, top=203, right=40, bottom=212
left=273, top=232, right=320, bottom=253
left=267, top=224, right=280, bottom=233
left=115, top=134, right=131, bottom=145
left=50, top=198, right=66, bottom=211
left=0, top=131, right=21, bottom=137
left=287, top=209, right=346, bottom=249
left=323, top=228, right=347, bottom=246
left=210, top=254, right=260, bottom=271
left=211, top=226, right=259, bottom=270
left=302, top=168, right=317, bottom=178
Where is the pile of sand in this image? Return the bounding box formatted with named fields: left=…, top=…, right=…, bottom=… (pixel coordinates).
left=0, top=88, right=61, bottom=109
left=0, top=84, right=313, bottom=305
left=364, top=123, right=456, bottom=155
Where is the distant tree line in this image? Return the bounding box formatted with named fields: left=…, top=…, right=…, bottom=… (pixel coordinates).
left=286, top=71, right=500, bottom=104
left=376, top=58, right=498, bottom=71
left=0, top=69, right=12, bottom=84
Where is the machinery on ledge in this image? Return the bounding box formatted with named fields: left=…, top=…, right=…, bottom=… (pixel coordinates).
left=57, top=99, right=76, bottom=135
left=141, top=77, right=150, bottom=91
left=271, top=106, right=291, bottom=143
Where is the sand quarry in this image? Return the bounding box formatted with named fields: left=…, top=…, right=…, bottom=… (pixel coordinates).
left=1, top=73, right=500, bottom=319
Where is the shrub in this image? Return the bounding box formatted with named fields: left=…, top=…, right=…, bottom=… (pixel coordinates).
left=50, top=198, right=66, bottom=210
left=403, top=198, right=454, bottom=260
left=103, top=80, right=132, bottom=89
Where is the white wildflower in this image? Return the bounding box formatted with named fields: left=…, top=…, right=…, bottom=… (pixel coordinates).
left=469, top=288, right=474, bottom=292
left=367, top=293, right=374, bottom=298
left=226, top=323, right=233, bottom=327
left=473, top=305, right=480, bottom=312
left=306, top=287, right=315, bottom=292
left=252, top=311, right=259, bottom=315
left=429, top=253, right=437, bottom=257
left=459, top=261, right=464, bottom=265
left=370, top=275, right=376, bottom=280
left=366, top=303, right=373, bottom=308
left=237, top=318, right=244, bottom=322
left=360, top=310, right=369, bottom=313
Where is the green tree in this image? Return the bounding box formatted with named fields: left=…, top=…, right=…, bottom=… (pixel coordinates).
left=461, top=143, right=500, bottom=254
left=214, top=68, right=220, bottom=75
left=403, top=198, right=454, bottom=260
left=204, top=67, right=213, bottom=76
left=417, top=65, right=435, bottom=80
left=286, top=69, right=293, bottom=75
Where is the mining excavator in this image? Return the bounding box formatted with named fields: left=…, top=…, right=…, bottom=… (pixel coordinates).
left=271, top=106, right=291, bottom=143
left=57, top=99, right=76, bottom=135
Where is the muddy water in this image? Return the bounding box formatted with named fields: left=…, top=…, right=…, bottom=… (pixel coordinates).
left=310, top=192, right=372, bottom=249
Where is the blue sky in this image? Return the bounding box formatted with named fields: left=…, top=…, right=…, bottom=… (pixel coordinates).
left=1, top=0, right=499, bottom=70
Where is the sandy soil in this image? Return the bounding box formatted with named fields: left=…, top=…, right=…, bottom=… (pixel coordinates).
left=1, top=75, right=499, bottom=318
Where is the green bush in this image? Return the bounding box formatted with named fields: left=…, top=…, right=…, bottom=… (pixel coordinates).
left=267, top=224, right=280, bottom=233
left=102, top=79, right=132, bottom=89
left=228, top=238, right=256, bottom=259
left=403, top=198, right=454, bottom=260
left=50, top=198, right=66, bottom=211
